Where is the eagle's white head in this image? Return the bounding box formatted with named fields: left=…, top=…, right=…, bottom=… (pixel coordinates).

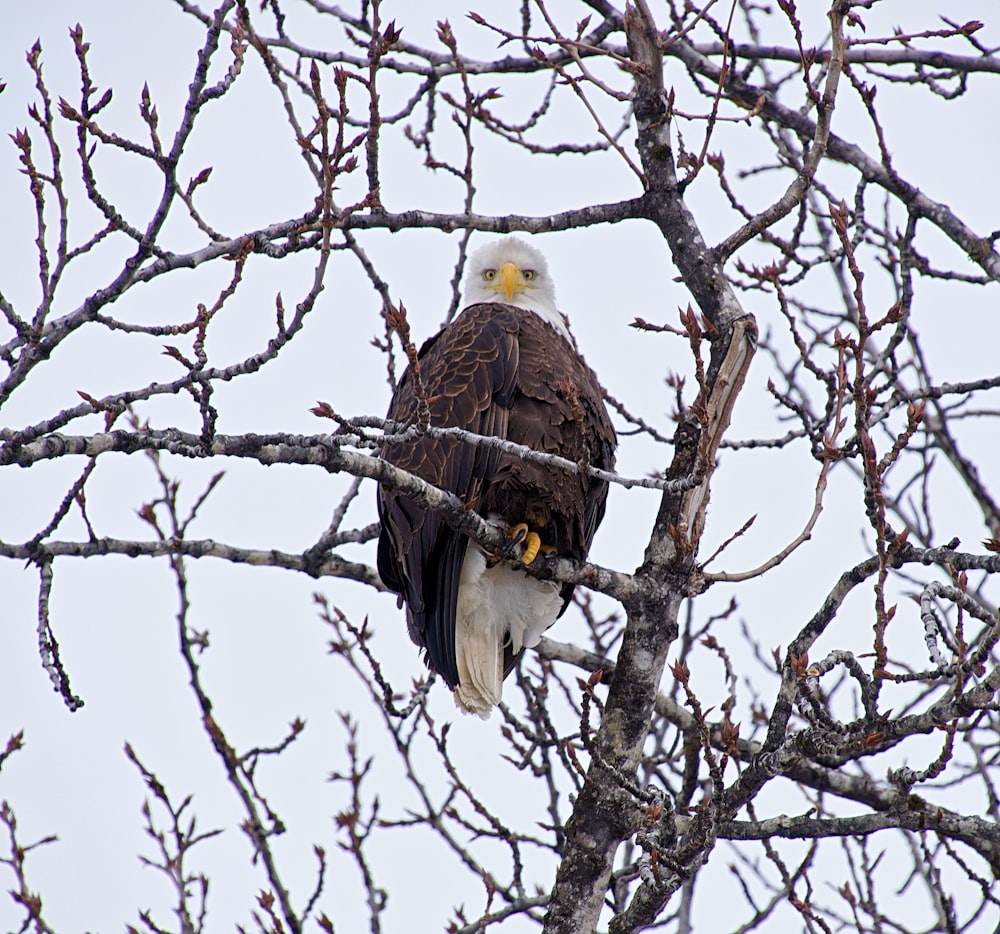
left=463, top=238, right=570, bottom=339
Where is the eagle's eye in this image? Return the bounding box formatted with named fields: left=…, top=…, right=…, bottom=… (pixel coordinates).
left=522, top=269, right=536, bottom=282
left=483, top=269, right=497, bottom=281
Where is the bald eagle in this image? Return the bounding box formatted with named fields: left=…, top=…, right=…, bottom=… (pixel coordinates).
left=377, top=238, right=616, bottom=716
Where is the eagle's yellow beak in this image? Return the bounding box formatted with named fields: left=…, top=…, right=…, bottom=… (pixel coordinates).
left=499, top=261, right=521, bottom=302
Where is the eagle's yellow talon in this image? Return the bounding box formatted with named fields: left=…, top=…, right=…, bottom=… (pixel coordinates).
left=521, top=531, right=542, bottom=565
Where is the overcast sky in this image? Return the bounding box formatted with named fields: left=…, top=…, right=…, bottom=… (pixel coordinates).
left=1, top=2, right=998, bottom=931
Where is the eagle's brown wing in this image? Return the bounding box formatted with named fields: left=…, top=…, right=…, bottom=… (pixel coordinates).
left=481, top=309, right=616, bottom=566
left=378, top=303, right=518, bottom=686
left=377, top=302, right=616, bottom=688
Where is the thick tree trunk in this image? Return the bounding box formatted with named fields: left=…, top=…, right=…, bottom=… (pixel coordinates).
left=542, top=6, right=757, bottom=930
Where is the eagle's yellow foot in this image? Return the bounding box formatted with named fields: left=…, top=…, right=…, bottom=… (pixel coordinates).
left=521, top=531, right=543, bottom=565
left=508, top=523, right=552, bottom=566
left=508, top=522, right=530, bottom=547
left=507, top=522, right=538, bottom=562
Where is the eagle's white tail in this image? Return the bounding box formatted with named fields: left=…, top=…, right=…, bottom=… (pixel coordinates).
left=453, top=539, right=563, bottom=717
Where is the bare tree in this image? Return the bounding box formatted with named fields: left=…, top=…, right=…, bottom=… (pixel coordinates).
left=2, top=1, right=999, bottom=932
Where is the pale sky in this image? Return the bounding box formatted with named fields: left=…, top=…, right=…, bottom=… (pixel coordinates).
left=1, top=2, right=998, bottom=931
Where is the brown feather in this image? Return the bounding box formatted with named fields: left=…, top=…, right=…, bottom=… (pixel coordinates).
left=377, top=302, right=616, bottom=690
